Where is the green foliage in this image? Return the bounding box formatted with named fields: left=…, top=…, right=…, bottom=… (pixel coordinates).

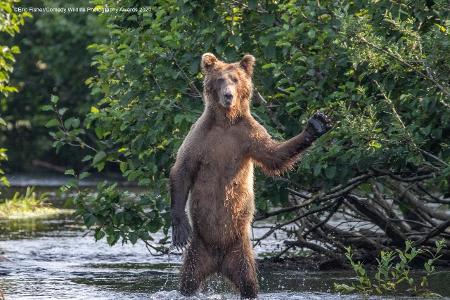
left=334, top=240, right=446, bottom=297
left=0, top=0, right=30, bottom=102
left=0, top=0, right=107, bottom=171
left=44, top=95, right=91, bottom=156
left=0, top=148, right=9, bottom=187
left=47, top=1, right=450, bottom=249
left=0, top=0, right=29, bottom=184
left=72, top=182, right=170, bottom=252
left=0, top=186, right=70, bottom=219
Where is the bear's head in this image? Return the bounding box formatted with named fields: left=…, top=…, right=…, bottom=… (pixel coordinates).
left=201, top=53, right=255, bottom=121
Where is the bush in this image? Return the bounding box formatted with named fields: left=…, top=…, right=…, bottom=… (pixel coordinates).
left=49, top=0, right=450, bottom=257
left=335, top=239, right=446, bottom=297
left=1, top=0, right=107, bottom=172
left=0, top=0, right=30, bottom=184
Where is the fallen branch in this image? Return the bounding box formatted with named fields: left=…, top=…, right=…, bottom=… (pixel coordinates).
left=415, top=219, right=450, bottom=246
left=302, top=197, right=344, bottom=238
left=393, top=181, right=449, bottom=221
left=416, top=184, right=450, bottom=205
left=255, top=173, right=373, bottom=221
left=253, top=201, right=337, bottom=247
left=284, top=239, right=342, bottom=260
left=346, top=194, right=406, bottom=244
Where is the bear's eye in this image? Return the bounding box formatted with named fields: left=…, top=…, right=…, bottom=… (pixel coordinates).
left=231, top=76, right=238, bottom=83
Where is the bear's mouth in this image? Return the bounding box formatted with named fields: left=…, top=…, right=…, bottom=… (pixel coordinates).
left=224, top=104, right=236, bottom=112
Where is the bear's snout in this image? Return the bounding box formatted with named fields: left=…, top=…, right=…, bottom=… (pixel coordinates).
left=220, top=89, right=235, bottom=109
left=224, top=91, right=233, bottom=100
left=224, top=92, right=234, bottom=106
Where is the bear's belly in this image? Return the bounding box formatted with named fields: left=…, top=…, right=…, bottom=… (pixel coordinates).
left=188, top=160, right=254, bottom=248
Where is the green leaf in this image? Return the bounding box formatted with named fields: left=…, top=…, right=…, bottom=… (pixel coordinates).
left=120, top=162, right=128, bottom=173
left=106, top=231, right=119, bottom=246
left=262, top=63, right=276, bottom=70
left=94, top=229, right=105, bottom=241
left=325, top=166, right=337, bottom=179
left=81, top=155, right=92, bottom=162
left=58, top=108, right=68, bottom=116
left=369, top=140, right=382, bottom=149
left=95, top=127, right=104, bottom=138
left=79, top=172, right=90, bottom=180
left=96, top=162, right=105, bottom=172
left=50, top=95, right=59, bottom=104
left=313, top=164, right=322, bottom=176
left=41, top=105, right=53, bottom=112
left=65, top=169, right=75, bottom=176
left=84, top=214, right=96, bottom=228
left=45, top=119, right=59, bottom=128
left=129, top=232, right=138, bottom=244
left=92, top=151, right=107, bottom=165
left=64, top=117, right=80, bottom=129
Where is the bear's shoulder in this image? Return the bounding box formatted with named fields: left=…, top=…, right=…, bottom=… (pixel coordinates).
left=241, top=116, right=269, bottom=138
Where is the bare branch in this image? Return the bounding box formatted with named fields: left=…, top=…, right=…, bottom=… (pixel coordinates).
left=253, top=90, right=287, bottom=131
left=346, top=194, right=406, bottom=243
left=253, top=201, right=337, bottom=247
left=302, top=197, right=344, bottom=238
left=415, top=219, right=450, bottom=246
left=416, top=184, right=450, bottom=204
left=255, top=173, right=373, bottom=221
left=284, top=240, right=342, bottom=260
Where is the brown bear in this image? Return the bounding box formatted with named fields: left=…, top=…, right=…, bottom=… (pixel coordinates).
left=170, top=53, right=331, bottom=298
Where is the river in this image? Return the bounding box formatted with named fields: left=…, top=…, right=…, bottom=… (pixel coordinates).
left=0, top=179, right=449, bottom=299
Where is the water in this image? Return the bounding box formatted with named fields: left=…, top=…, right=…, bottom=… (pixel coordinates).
left=1, top=180, right=449, bottom=299
left=2, top=216, right=449, bottom=300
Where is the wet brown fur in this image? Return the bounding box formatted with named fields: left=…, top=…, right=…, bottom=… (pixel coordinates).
left=170, top=53, right=316, bottom=298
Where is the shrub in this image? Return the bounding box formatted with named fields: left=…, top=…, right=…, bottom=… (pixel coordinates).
left=334, top=239, right=446, bottom=297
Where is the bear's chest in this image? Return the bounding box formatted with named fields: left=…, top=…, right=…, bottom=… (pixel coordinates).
left=200, top=126, right=246, bottom=171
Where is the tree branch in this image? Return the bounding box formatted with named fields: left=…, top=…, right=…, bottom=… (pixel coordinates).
left=253, top=201, right=337, bottom=247
left=255, top=173, right=373, bottom=221
left=415, top=219, right=450, bottom=246
left=346, top=194, right=406, bottom=244
left=302, top=197, right=344, bottom=238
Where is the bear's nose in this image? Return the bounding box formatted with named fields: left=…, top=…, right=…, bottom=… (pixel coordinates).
left=224, top=92, right=233, bottom=100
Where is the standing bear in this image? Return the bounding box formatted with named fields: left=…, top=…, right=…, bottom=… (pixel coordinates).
left=170, top=53, right=331, bottom=298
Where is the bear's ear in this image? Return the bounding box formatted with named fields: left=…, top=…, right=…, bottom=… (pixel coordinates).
left=201, top=53, right=218, bottom=73
left=240, top=54, right=255, bottom=76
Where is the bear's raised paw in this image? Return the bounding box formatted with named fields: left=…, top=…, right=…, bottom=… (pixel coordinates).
left=306, top=111, right=332, bottom=138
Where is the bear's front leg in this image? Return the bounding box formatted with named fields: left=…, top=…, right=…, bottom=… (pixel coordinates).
left=170, top=162, right=195, bottom=249
left=248, top=111, right=332, bottom=175
left=171, top=212, right=191, bottom=249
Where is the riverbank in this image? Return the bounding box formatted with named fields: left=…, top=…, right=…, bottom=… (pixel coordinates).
left=0, top=187, right=73, bottom=220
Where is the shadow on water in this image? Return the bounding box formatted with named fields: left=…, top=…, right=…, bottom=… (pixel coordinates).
left=0, top=199, right=449, bottom=299
left=0, top=215, right=79, bottom=239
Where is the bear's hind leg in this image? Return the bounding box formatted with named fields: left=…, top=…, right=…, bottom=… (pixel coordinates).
left=179, top=238, right=216, bottom=296
left=221, top=239, right=258, bottom=299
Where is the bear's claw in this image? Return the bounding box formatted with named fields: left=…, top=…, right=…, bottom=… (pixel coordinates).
left=172, top=215, right=191, bottom=249
left=306, top=111, right=332, bottom=137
